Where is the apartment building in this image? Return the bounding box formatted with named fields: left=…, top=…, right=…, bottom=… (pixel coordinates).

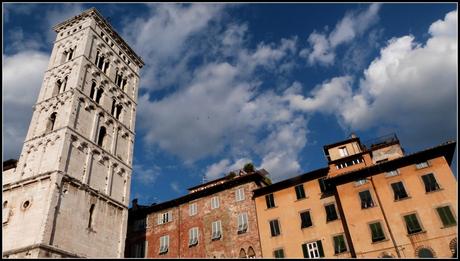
left=125, top=168, right=271, bottom=258
left=253, top=134, right=457, bottom=258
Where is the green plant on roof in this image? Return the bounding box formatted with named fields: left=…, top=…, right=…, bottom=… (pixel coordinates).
left=243, top=163, right=255, bottom=173
left=227, top=171, right=236, bottom=179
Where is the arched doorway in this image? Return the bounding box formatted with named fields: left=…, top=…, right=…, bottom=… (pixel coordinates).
left=239, top=248, right=246, bottom=258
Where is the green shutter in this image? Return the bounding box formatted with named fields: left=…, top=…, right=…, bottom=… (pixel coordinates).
left=302, top=243, right=309, bottom=258
left=316, top=240, right=324, bottom=257
left=437, top=206, right=456, bottom=226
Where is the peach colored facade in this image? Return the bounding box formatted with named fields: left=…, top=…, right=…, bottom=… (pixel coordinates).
left=254, top=134, right=457, bottom=258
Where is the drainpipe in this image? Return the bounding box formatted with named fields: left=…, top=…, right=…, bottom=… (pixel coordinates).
left=178, top=204, right=181, bottom=258
left=369, top=176, right=401, bottom=258
left=333, top=186, right=356, bottom=258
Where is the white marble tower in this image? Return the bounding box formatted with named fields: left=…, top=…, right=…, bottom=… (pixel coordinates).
left=2, top=8, right=144, bottom=258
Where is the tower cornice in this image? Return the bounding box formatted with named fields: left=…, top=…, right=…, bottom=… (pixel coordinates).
left=53, top=7, right=145, bottom=68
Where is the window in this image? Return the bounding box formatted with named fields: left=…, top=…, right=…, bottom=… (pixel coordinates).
left=188, top=227, right=199, bottom=246
left=111, top=99, right=116, bottom=115
left=417, top=248, right=434, bottom=258
left=369, top=222, right=386, bottom=242
left=416, top=161, right=429, bottom=169
left=333, top=234, right=347, bottom=254
left=157, top=211, right=172, bottom=225
left=211, top=196, right=220, bottom=209
left=67, top=48, right=74, bottom=61
left=122, top=78, right=128, bottom=90
left=61, top=76, right=68, bottom=92
left=269, top=219, right=281, bottom=237
left=211, top=220, right=222, bottom=240
left=3, top=201, right=10, bottom=224
left=302, top=241, right=325, bottom=258
left=189, top=203, right=197, bottom=216
left=103, top=60, right=109, bottom=74
left=47, top=112, right=57, bottom=132
left=97, top=126, right=106, bottom=147
left=97, top=56, right=105, bottom=70
left=421, top=173, right=440, bottom=192
left=55, top=79, right=63, bottom=95
left=247, top=247, right=256, bottom=258
left=90, top=82, right=97, bottom=100
left=116, top=105, right=123, bottom=120
left=359, top=190, right=375, bottom=209
left=436, top=206, right=456, bottom=227
left=95, top=88, right=103, bottom=104
left=239, top=248, right=247, bottom=258
left=237, top=212, right=248, bottom=234
left=404, top=213, right=423, bottom=234
left=235, top=187, right=245, bottom=202
left=273, top=249, right=284, bottom=258
left=318, top=177, right=332, bottom=193
left=325, top=203, right=338, bottom=222
left=265, top=194, right=276, bottom=209
left=295, top=184, right=306, bottom=200
left=391, top=182, right=408, bottom=200
left=338, top=147, right=349, bottom=157
left=88, top=204, right=95, bottom=229
left=385, top=169, right=399, bottom=177
left=336, top=157, right=364, bottom=169
left=159, top=235, right=169, bottom=254
left=300, top=211, right=312, bottom=228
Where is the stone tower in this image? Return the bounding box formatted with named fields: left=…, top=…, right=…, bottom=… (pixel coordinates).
left=2, top=8, right=144, bottom=258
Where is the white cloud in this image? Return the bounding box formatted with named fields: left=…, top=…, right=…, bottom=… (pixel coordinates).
left=122, top=4, right=225, bottom=91
left=170, top=182, right=181, bottom=194
left=3, top=51, right=50, bottom=160
left=290, top=9, right=458, bottom=149
left=205, top=157, right=252, bottom=180
left=301, top=3, right=381, bottom=66
left=132, top=164, right=161, bottom=185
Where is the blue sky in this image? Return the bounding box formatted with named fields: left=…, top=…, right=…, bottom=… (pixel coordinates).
left=3, top=3, right=458, bottom=206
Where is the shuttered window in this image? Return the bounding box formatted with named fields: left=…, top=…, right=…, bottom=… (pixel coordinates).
left=436, top=206, right=456, bottom=227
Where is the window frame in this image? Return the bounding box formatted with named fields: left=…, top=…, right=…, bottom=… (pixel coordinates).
left=402, top=212, right=424, bottom=235
left=159, top=235, right=169, bottom=254
left=189, top=202, right=197, bottom=216
left=235, top=187, right=245, bottom=202
left=368, top=221, right=387, bottom=243
left=302, top=240, right=325, bottom=258
left=390, top=181, right=409, bottom=201
left=294, top=184, right=306, bottom=200
left=211, top=196, right=220, bottom=209
left=237, top=212, right=249, bottom=234
left=211, top=220, right=222, bottom=240
left=435, top=204, right=457, bottom=228
left=420, top=173, right=441, bottom=193
left=358, top=189, right=375, bottom=209
left=332, top=233, right=348, bottom=254
left=269, top=219, right=281, bottom=237
left=300, top=210, right=313, bottom=229
left=265, top=193, right=276, bottom=209
left=273, top=248, right=285, bottom=258
left=325, top=203, right=339, bottom=222
left=188, top=227, right=199, bottom=247
left=338, top=146, right=349, bottom=157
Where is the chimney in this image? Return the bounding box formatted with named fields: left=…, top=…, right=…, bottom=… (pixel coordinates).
left=350, top=133, right=357, bottom=138
left=132, top=198, right=138, bottom=210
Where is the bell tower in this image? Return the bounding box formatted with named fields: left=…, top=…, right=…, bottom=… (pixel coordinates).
left=2, top=8, right=144, bottom=258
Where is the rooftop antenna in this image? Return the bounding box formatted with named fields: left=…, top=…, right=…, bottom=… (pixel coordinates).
left=202, top=174, right=208, bottom=184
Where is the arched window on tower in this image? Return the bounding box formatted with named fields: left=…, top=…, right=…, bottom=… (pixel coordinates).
left=47, top=112, right=57, bottom=132
left=88, top=204, right=95, bottom=229
left=55, top=79, right=63, bottom=96
left=95, top=51, right=100, bottom=65
left=115, top=69, right=120, bottom=85
left=103, top=60, right=109, bottom=74
left=90, top=82, right=97, bottom=100
left=97, top=56, right=105, bottom=70
left=97, top=126, right=107, bottom=147
left=111, top=99, right=116, bottom=115
left=116, top=105, right=123, bottom=120
left=122, top=78, right=127, bottom=91
left=95, top=88, right=104, bottom=104
left=67, top=47, right=74, bottom=61
left=61, top=76, right=68, bottom=93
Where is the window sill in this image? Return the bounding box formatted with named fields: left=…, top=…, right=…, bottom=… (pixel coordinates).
left=295, top=197, right=308, bottom=202
left=394, top=196, right=411, bottom=202
left=361, top=205, right=377, bottom=210
left=326, top=218, right=340, bottom=223
left=334, top=251, right=350, bottom=256
left=425, top=188, right=443, bottom=194
left=441, top=224, right=456, bottom=229
left=372, top=238, right=389, bottom=244
left=266, top=206, right=278, bottom=210
left=301, top=225, right=313, bottom=230
left=407, top=230, right=426, bottom=236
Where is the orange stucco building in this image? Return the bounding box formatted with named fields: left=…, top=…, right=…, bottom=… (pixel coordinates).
left=253, top=134, right=457, bottom=258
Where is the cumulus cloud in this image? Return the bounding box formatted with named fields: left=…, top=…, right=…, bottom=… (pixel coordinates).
left=122, top=4, right=225, bottom=91
left=301, top=3, right=381, bottom=66
left=290, top=9, right=458, bottom=149
left=3, top=51, right=50, bottom=160
left=205, top=158, right=252, bottom=180
left=132, top=163, right=161, bottom=185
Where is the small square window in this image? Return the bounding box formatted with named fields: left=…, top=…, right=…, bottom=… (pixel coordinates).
left=325, top=204, right=338, bottom=222
left=295, top=184, right=306, bottom=200
left=269, top=219, right=281, bottom=237
left=369, top=222, right=386, bottom=242
left=265, top=194, right=276, bottom=208
left=436, top=206, right=456, bottom=227
left=404, top=213, right=423, bottom=234
left=333, top=234, right=347, bottom=254
left=273, top=249, right=284, bottom=258
left=300, top=211, right=312, bottom=228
